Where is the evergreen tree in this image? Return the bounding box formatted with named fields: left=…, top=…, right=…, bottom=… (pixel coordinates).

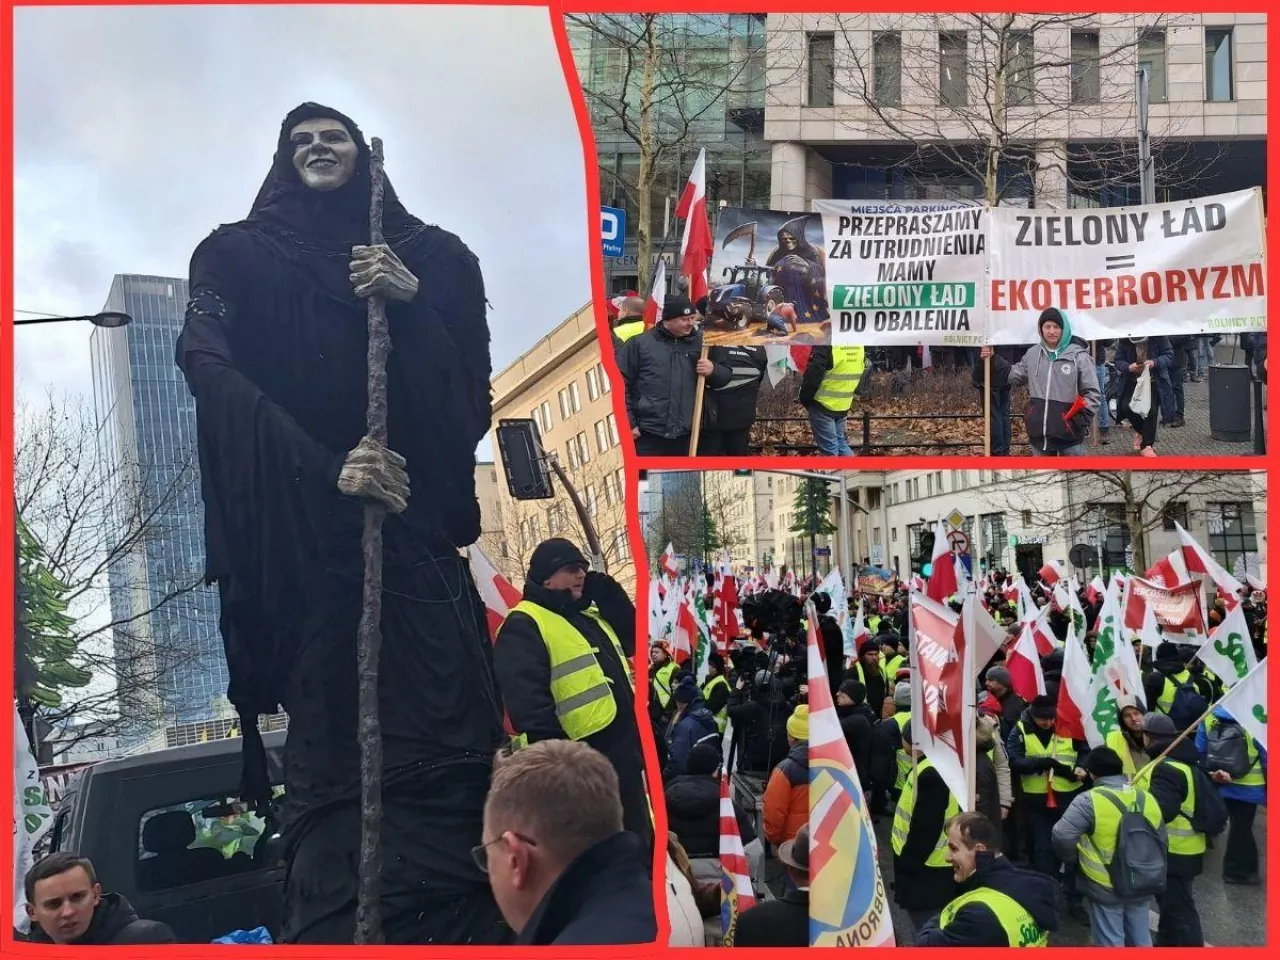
left=789, top=479, right=836, bottom=538
left=15, top=516, right=92, bottom=709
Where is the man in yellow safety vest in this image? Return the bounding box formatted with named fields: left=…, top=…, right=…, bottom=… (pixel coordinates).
left=493, top=538, right=650, bottom=842
left=700, top=652, right=730, bottom=735
left=797, top=345, right=865, bottom=456
left=915, top=811, right=1057, bottom=946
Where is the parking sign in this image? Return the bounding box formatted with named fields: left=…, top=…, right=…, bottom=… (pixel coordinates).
left=601, top=205, right=626, bottom=257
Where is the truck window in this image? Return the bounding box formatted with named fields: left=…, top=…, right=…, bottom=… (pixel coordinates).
left=135, top=785, right=285, bottom=891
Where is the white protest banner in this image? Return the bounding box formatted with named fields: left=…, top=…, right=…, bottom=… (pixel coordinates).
left=987, top=189, right=1266, bottom=344
left=812, top=197, right=979, bottom=216
left=14, top=706, right=54, bottom=934
left=824, top=204, right=988, bottom=347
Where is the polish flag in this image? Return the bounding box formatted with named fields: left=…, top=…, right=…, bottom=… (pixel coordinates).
left=1007, top=621, right=1048, bottom=703
left=1086, top=576, right=1105, bottom=607
left=790, top=344, right=813, bottom=373
left=719, top=770, right=756, bottom=944
left=642, top=259, right=666, bottom=329
left=1055, top=627, right=1091, bottom=742
left=675, top=147, right=713, bottom=303
left=1144, top=551, right=1190, bottom=588
left=1038, top=559, right=1067, bottom=589
left=714, top=561, right=741, bottom=651
left=673, top=596, right=700, bottom=665
left=1030, top=606, right=1061, bottom=657
left=926, top=520, right=958, bottom=603
left=1175, top=522, right=1244, bottom=607
left=469, top=545, right=522, bottom=642
left=660, top=542, right=680, bottom=580
left=852, top=599, right=870, bottom=650
left=910, top=574, right=927, bottom=593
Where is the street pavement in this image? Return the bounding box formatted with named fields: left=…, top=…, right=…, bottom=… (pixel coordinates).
left=872, top=802, right=1267, bottom=946
left=1086, top=338, right=1264, bottom=457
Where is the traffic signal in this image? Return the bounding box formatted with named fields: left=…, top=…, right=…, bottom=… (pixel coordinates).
left=919, top=531, right=936, bottom=557
left=922, top=562, right=933, bottom=577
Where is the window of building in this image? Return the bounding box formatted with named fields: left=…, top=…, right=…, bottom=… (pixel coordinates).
left=614, top=468, right=626, bottom=505
left=136, top=786, right=285, bottom=891
left=1006, top=30, right=1035, bottom=105
left=1022, top=509, right=1032, bottom=526
left=927, top=474, right=934, bottom=496
left=1205, top=28, right=1234, bottom=102
left=598, top=362, right=611, bottom=394
left=595, top=419, right=610, bottom=455
left=892, top=527, right=898, bottom=542
left=607, top=413, right=620, bottom=446
left=568, top=381, right=582, bottom=414
left=558, top=388, right=571, bottom=421
left=1206, top=502, right=1257, bottom=576
left=807, top=32, right=835, bottom=107
left=873, top=31, right=902, bottom=107
left=576, top=431, right=591, bottom=464
left=586, top=367, right=601, bottom=402
left=540, top=401, right=553, bottom=433
left=939, top=32, right=968, bottom=106
left=565, top=440, right=578, bottom=470
left=935, top=471, right=944, bottom=493
left=586, top=485, right=598, bottom=518
left=614, top=530, right=631, bottom=561
left=1161, top=502, right=1189, bottom=531
left=1138, top=29, right=1167, bottom=103
left=1070, top=31, right=1100, bottom=103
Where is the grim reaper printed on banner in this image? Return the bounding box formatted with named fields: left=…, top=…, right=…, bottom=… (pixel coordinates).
left=764, top=215, right=828, bottom=325
left=176, top=103, right=508, bottom=944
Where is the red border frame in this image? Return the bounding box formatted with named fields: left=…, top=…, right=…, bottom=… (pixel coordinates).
left=3, top=1, right=1275, bottom=956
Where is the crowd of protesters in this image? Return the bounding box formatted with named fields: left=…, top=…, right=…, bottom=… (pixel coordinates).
left=611, top=294, right=1267, bottom=458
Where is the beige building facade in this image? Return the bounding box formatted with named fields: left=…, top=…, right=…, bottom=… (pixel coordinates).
left=480, top=302, right=634, bottom=593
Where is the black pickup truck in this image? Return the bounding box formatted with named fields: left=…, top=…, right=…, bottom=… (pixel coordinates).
left=46, top=730, right=286, bottom=943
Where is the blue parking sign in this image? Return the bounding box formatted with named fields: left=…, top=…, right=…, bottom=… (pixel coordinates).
left=601, top=206, right=626, bottom=257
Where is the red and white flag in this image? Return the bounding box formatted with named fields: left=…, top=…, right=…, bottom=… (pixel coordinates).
left=642, top=259, right=666, bottom=329
left=660, top=542, right=680, bottom=580
left=909, top=590, right=975, bottom=810
left=1176, top=521, right=1245, bottom=608
left=1055, top=625, right=1092, bottom=742
left=926, top=520, right=958, bottom=603
left=718, top=770, right=756, bottom=944
left=675, top=147, right=713, bottom=303
left=1086, top=576, right=1105, bottom=607
left=469, top=545, right=522, bottom=642
left=1144, top=551, right=1190, bottom=589
left=714, top=561, right=741, bottom=652
left=1038, top=559, right=1067, bottom=589
left=852, top=599, right=870, bottom=651
left=910, top=574, right=927, bottom=593
left=1029, top=605, right=1061, bottom=657
left=1007, top=621, right=1047, bottom=702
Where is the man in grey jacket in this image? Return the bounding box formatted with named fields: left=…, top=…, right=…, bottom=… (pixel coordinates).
left=980, top=308, right=1101, bottom=456
left=619, top=296, right=731, bottom=456
left=1051, top=747, right=1167, bottom=947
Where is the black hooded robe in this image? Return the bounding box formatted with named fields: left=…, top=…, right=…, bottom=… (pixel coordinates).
left=176, top=104, right=508, bottom=944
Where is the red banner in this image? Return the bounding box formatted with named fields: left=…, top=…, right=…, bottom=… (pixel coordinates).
left=1122, top=576, right=1207, bottom=638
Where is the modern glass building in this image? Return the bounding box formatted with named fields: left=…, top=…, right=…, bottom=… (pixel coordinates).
left=569, top=13, right=773, bottom=294
left=90, top=275, right=225, bottom=736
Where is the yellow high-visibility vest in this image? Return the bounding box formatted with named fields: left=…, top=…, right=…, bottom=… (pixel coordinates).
left=1018, top=721, right=1082, bottom=795
left=891, top=757, right=959, bottom=867
left=653, top=660, right=678, bottom=709
left=505, top=600, right=631, bottom=742
left=813, top=346, right=866, bottom=413
left=702, top=674, right=730, bottom=734
left=1076, top=784, right=1162, bottom=892
left=893, top=712, right=911, bottom=791
left=1204, top=715, right=1265, bottom=787
left=615, top=319, right=645, bottom=342
left=939, top=886, right=1049, bottom=947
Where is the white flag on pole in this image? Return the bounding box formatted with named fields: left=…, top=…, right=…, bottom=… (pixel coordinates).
left=13, top=706, right=53, bottom=934
left=1218, top=658, right=1268, bottom=750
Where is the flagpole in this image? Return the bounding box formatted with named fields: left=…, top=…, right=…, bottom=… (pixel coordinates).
left=983, top=354, right=992, bottom=457
left=1131, top=690, right=1241, bottom=786
left=689, top=345, right=710, bottom=455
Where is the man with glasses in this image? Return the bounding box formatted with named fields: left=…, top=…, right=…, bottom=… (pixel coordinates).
left=493, top=538, right=650, bottom=843
left=475, top=740, right=657, bottom=945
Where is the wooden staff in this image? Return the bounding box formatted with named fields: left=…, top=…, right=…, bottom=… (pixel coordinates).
left=983, top=353, right=992, bottom=457
left=1130, top=697, right=1225, bottom=787
left=688, top=344, right=710, bottom=455
left=354, top=136, right=388, bottom=945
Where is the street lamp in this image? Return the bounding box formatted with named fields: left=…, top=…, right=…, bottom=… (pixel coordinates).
left=14, top=311, right=132, bottom=328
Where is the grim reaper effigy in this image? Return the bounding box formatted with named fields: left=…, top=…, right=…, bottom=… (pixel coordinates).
left=176, top=104, right=508, bottom=943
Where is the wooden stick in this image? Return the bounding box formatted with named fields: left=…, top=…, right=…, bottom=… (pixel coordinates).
left=354, top=136, right=388, bottom=946
left=1131, top=699, right=1222, bottom=787
left=688, top=344, right=710, bottom=455
left=983, top=353, right=992, bottom=457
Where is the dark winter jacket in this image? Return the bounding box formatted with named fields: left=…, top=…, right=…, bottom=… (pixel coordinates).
left=26, top=893, right=175, bottom=945
left=819, top=615, right=846, bottom=694
left=893, top=763, right=959, bottom=912
left=914, top=852, right=1058, bottom=946
left=515, top=831, right=657, bottom=945
left=663, top=773, right=757, bottom=859
left=837, top=703, right=875, bottom=789
left=619, top=322, right=731, bottom=439
left=733, top=888, right=808, bottom=947
left=1144, top=738, right=1206, bottom=877
left=703, top=345, right=766, bottom=431
left=1113, top=337, right=1175, bottom=393
left=494, top=578, right=647, bottom=835
left=995, top=690, right=1027, bottom=740
left=1005, top=711, right=1090, bottom=806
left=990, top=335, right=1101, bottom=452
left=663, top=697, right=720, bottom=779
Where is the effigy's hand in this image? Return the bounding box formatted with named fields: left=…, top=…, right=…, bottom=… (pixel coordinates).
left=350, top=244, right=419, bottom=303
left=337, top=436, right=410, bottom=513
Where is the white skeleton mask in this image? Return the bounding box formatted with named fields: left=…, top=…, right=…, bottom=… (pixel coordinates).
left=289, top=117, right=358, bottom=192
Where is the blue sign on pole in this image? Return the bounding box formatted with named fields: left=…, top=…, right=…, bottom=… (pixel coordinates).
left=601, top=206, right=626, bottom=257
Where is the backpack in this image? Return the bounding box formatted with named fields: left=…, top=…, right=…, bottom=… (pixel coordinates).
left=1187, top=765, right=1229, bottom=837
left=1205, top=718, right=1251, bottom=779
left=1166, top=680, right=1208, bottom=732
left=1096, top=788, right=1167, bottom=899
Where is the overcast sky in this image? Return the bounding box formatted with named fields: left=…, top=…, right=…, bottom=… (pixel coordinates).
left=14, top=5, right=591, bottom=459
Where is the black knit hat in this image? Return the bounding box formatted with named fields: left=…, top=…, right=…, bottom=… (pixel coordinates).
left=1030, top=695, right=1057, bottom=720
left=527, top=538, right=588, bottom=584
left=1086, top=746, right=1124, bottom=778
left=662, top=295, right=697, bottom=322
left=1038, top=307, right=1065, bottom=332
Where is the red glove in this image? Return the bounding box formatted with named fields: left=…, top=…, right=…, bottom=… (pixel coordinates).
left=1062, top=394, right=1088, bottom=423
